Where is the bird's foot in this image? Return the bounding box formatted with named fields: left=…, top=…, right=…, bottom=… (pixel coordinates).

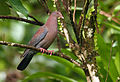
left=48, top=50, right=54, bottom=56
left=40, top=48, right=47, bottom=55
left=39, top=48, right=54, bottom=56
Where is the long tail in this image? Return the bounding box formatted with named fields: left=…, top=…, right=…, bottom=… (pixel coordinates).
left=17, top=50, right=36, bottom=71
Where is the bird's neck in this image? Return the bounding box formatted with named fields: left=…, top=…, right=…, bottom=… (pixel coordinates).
left=45, top=16, right=58, bottom=29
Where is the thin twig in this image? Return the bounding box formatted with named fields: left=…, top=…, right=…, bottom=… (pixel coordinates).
left=55, top=0, right=83, bottom=67
left=73, top=0, right=76, bottom=23
left=69, top=4, right=80, bottom=44
left=0, top=41, right=82, bottom=68
left=72, top=0, right=80, bottom=44
left=0, top=16, right=44, bottom=26
left=82, top=0, right=90, bottom=27
left=100, top=11, right=120, bottom=24
left=79, top=0, right=90, bottom=46
left=55, top=0, right=74, bottom=44
left=28, top=15, right=40, bottom=23
left=61, top=0, right=69, bottom=12
left=68, top=0, right=72, bottom=14
left=78, top=15, right=83, bottom=30
left=58, top=31, right=65, bottom=37
left=38, top=0, right=50, bottom=13
left=57, top=0, right=79, bottom=44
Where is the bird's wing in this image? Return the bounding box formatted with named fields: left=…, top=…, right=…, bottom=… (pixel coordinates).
left=21, top=26, right=48, bottom=58
left=28, top=26, right=48, bottom=47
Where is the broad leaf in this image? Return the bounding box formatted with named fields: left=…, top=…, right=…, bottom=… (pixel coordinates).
left=8, top=0, right=28, bottom=17
left=115, top=53, right=120, bottom=75
left=96, top=56, right=113, bottom=82
left=0, top=2, right=10, bottom=15
left=103, top=22, right=120, bottom=31
left=44, top=55, right=86, bottom=81
left=61, top=49, right=78, bottom=60
left=22, top=72, right=77, bottom=82
left=96, top=34, right=119, bottom=81
left=115, top=35, right=120, bottom=75
left=114, top=5, right=120, bottom=14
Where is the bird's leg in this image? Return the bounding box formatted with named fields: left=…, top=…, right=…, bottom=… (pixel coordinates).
left=48, top=50, right=54, bottom=56
left=39, top=48, right=47, bottom=54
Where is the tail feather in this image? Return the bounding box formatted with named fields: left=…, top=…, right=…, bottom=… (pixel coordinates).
left=17, top=50, right=36, bottom=71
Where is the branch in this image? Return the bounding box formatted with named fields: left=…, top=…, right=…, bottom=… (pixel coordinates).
left=100, top=10, right=120, bottom=24
left=87, top=63, right=100, bottom=82
left=81, top=10, right=100, bottom=82
left=0, top=41, right=82, bottom=68
left=58, top=31, right=65, bottom=37
left=79, top=0, right=90, bottom=45
left=28, top=15, right=41, bottom=23
left=94, top=0, right=99, bottom=33
left=0, top=16, right=44, bottom=26
left=81, top=0, right=90, bottom=28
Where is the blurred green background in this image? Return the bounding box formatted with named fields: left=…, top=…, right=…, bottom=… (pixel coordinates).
left=0, top=0, right=120, bottom=82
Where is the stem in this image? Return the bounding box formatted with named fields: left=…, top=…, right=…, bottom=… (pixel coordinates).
left=0, top=16, right=44, bottom=26
left=0, top=41, right=82, bottom=68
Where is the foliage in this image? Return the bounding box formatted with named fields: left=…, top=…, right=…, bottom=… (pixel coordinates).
left=0, top=0, right=120, bottom=82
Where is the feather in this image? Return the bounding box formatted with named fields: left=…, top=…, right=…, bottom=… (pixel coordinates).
left=17, top=11, right=64, bottom=71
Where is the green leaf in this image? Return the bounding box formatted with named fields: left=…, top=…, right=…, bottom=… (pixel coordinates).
left=117, top=34, right=120, bottom=51
left=115, top=53, right=120, bottom=75
left=115, top=35, right=120, bottom=75
left=44, top=55, right=86, bottom=81
left=8, top=0, right=28, bottom=17
left=0, top=2, right=10, bottom=15
left=103, top=22, right=120, bottom=31
left=22, top=72, right=77, bottom=82
left=96, top=56, right=113, bottom=82
left=96, top=34, right=119, bottom=81
left=63, top=11, right=77, bottom=42
left=61, top=49, right=78, bottom=60
left=47, top=0, right=56, bottom=11
left=114, top=5, right=120, bottom=14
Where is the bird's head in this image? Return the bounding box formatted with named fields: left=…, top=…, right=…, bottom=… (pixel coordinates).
left=51, top=11, right=64, bottom=19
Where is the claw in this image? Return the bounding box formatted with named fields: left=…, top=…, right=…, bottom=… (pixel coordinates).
left=40, top=48, right=47, bottom=55
left=39, top=48, right=54, bottom=56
